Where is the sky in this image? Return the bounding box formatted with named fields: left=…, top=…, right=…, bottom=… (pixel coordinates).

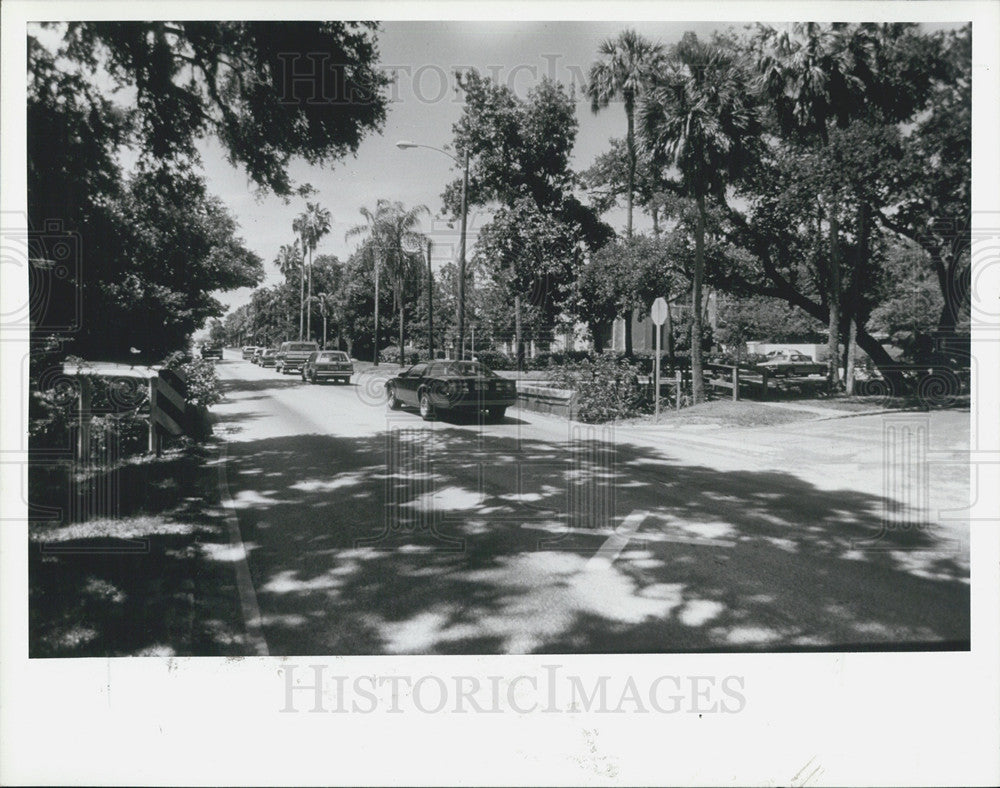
left=196, top=20, right=737, bottom=324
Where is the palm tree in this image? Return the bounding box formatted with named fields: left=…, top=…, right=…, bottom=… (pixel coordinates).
left=293, top=202, right=332, bottom=343
left=346, top=202, right=388, bottom=365
left=346, top=200, right=428, bottom=366
left=381, top=202, right=429, bottom=366
left=274, top=241, right=303, bottom=339
left=313, top=292, right=331, bottom=349
left=641, top=32, right=761, bottom=404
left=588, top=29, right=665, bottom=240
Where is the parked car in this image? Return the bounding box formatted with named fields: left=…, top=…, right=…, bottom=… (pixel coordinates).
left=301, top=350, right=354, bottom=384
left=259, top=348, right=277, bottom=368
left=756, top=351, right=826, bottom=377
left=200, top=343, right=223, bottom=360
left=241, top=345, right=259, bottom=360
left=385, top=360, right=518, bottom=422
left=275, top=341, right=319, bottom=374
left=251, top=347, right=265, bottom=364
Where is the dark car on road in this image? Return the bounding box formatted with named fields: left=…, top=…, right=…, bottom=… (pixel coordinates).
left=302, top=350, right=354, bottom=384
left=385, top=360, right=518, bottom=422
left=259, top=348, right=277, bottom=367
left=200, top=343, right=223, bottom=360
left=275, top=341, right=319, bottom=374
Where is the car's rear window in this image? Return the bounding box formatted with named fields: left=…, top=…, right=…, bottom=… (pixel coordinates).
left=286, top=343, right=318, bottom=351
left=318, top=352, right=349, bottom=361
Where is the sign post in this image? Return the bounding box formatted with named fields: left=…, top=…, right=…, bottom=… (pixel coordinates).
left=650, top=297, right=669, bottom=419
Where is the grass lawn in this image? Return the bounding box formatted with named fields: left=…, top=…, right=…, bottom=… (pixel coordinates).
left=620, top=398, right=815, bottom=428
left=28, top=445, right=251, bottom=657
left=793, top=393, right=971, bottom=413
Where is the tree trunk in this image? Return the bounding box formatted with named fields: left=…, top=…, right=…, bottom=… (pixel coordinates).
left=844, top=315, right=858, bottom=395
left=843, top=201, right=868, bottom=396
left=651, top=205, right=660, bottom=239
left=322, top=314, right=327, bottom=350
left=624, top=309, right=633, bottom=356
left=625, top=96, right=635, bottom=239
left=855, top=326, right=905, bottom=392
left=299, top=264, right=305, bottom=341
left=692, top=194, right=706, bottom=404
left=936, top=250, right=970, bottom=334
left=665, top=299, right=675, bottom=371
left=398, top=300, right=405, bottom=367
left=827, top=210, right=842, bottom=390
left=306, top=249, right=312, bottom=341
left=373, top=252, right=380, bottom=366
left=515, top=294, right=523, bottom=370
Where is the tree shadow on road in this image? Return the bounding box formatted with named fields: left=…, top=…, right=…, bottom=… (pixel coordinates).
left=206, top=425, right=969, bottom=655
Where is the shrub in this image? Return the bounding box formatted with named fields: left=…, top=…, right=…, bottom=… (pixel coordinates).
left=631, top=351, right=691, bottom=375
left=160, top=351, right=222, bottom=409
left=30, top=355, right=153, bottom=457
left=472, top=350, right=514, bottom=370
left=379, top=346, right=426, bottom=365
left=548, top=353, right=650, bottom=423
left=520, top=350, right=597, bottom=371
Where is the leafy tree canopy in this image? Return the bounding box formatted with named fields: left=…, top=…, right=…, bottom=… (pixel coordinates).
left=57, top=21, right=391, bottom=196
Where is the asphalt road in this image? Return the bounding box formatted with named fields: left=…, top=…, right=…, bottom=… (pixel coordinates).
left=211, top=350, right=970, bottom=654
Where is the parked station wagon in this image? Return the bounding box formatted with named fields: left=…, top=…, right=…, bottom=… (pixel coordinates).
left=385, top=360, right=517, bottom=422
left=301, top=350, right=354, bottom=384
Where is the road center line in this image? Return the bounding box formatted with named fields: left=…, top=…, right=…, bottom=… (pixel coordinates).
left=587, top=509, right=648, bottom=571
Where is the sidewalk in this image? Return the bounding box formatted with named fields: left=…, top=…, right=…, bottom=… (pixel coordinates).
left=754, top=400, right=869, bottom=418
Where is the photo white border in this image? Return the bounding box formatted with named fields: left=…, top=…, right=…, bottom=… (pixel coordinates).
left=2, top=2, right=998, bottom=785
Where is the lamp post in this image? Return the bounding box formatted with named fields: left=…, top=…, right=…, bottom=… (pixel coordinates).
left=397, top=140, right=469, bottom=360
left=426, top=238, right=434, bottom=359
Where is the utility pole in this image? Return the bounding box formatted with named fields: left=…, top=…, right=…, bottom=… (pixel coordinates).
left=394, top=138, right=469, bottom=361
left=427, top=238, right=434, bottom=359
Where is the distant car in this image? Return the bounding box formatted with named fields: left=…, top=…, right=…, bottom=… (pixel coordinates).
left=259, top=348, right=277, bottom=367
left=301, top=350, right=354, bottom=384
left=241, top=345, right=259, bottom=360
left=757, top=351, right=826, bottom=377
left=275, top=341, right=319, bottom=374
left=385, top=360, right=518, bottom=422
left=251, top=347, right=265, bottom=364
left=200, top=343, right=223, bottom=360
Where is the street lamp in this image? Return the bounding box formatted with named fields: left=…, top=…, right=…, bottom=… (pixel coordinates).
left=396, top=140, right=469, bottom=360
